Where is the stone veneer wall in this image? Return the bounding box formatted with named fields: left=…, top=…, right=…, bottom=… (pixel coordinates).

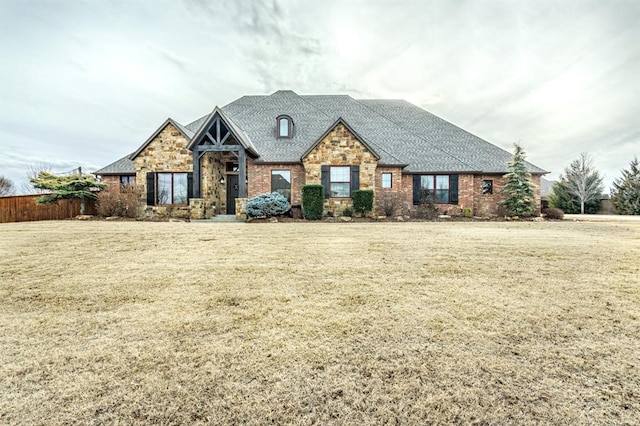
left=247, top=162, right=306, bottom=205
left=302, top=123, right=378, bottom=216
left=132, top=123, right=192, bottom=216
left=201, top=151, right=237, bottom=215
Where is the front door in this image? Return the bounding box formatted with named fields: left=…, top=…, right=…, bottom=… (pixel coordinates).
left=226, top=174, right=239, bottom=214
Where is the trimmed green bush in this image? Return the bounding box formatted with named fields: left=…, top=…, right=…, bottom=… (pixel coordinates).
left=302, top=185, right=324, bottom=220
left=245, top=192, right=290, bottom=217
left=352, top=190, right=374, bottom=214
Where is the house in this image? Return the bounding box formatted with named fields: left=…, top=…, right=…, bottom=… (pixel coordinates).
left=94, top=90, right=547, bottom=219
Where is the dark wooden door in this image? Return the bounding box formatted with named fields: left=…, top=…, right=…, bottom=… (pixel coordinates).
left=226, top=175, right=239, bottom=214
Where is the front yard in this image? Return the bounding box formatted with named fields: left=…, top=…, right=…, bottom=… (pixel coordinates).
left=1, top=220, right=638, bottom=424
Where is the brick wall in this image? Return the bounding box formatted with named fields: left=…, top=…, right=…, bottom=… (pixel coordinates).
left=101, top=175, right=121, bottom=191
left=471, top=173, right=543, bottom=216
left=247, top=162, right=306, bottom=205
left=374, top=166, right=404, bottom=216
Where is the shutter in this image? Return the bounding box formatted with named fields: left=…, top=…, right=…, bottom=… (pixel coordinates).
left=321, top=165, right=330, bottom=199
left=146, top=172, right=156, bottom=206
left=351, top=165, right=360, bottom=193
left=413, top=175, right=421, bottom=205
left=187, top=173, right=194, bottom=201
left=450, top=174, right=459, bottom=205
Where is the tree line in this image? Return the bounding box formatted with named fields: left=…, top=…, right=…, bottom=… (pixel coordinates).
left=1, top=152, right=639, bottom=216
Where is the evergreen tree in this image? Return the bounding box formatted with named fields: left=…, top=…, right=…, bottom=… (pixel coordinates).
left=501, top=143, right=536, bottom=216
left=30, top=171, right=107, bottom=214
left=561, top=153, right=604, bottom=214
left=611, top=157, right=640, bottom=215
left=548, top=179, right=600, bottom=214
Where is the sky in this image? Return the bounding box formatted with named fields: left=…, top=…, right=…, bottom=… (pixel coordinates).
left=1, top=0, right=638, bottom=194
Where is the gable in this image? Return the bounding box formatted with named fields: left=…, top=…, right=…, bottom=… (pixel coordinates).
left=131, top=122, right=192, bottom=173
left=187, top=107, right=258, bottom=157
left=301, top=118, right=380, bottom=162
left=129, top=118, right=192, bottom=161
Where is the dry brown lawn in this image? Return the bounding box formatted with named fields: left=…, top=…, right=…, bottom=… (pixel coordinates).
left=1, top=220, right=639, bottom=425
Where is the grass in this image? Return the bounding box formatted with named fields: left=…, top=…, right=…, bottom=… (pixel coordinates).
left=1, top=220, right=639, bottom=424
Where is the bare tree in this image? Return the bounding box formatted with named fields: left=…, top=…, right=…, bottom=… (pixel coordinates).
left=0, top=175, right=14, bottom=196
left=19, top=162, right=53, bottom=194
left=562, top=152, right=604, bottom=214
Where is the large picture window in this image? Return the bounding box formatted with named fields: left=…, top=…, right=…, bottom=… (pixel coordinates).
left=420, top=175, right=451, bottom=203
left=271, top=170, right=291, bottom=201
left=157, top=172, right=188, bottom=205
left=330, top=166, right=351, bottom=198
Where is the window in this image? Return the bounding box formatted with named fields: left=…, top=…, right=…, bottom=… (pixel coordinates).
left=330, top=166, right=351, bottom=197
left=482, top=179, right=493, bottom=194
left=420, top=175, right=450, bottom=203
left=157, top=172, right=188, bottom=205
left=381, top=173, right=392, bottom=188
left=120, top=175, right=135, bottom=187
left=276, top=115, right=293, bottom=138
left=271, top=170, right=291, bottom=201
left=226, top=162, right=239, bottom=172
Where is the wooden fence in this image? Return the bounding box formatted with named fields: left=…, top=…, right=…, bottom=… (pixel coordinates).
left=0, top=194, right=96, bottom=223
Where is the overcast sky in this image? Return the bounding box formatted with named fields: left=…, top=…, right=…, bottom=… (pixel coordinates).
left=1, top=0, right=638, bottom=193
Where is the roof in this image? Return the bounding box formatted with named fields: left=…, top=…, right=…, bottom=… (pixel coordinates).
left=186, top=106, right=259, bottom=157
left=93, top=155, right=135, bottom=175
left=98, top=90, right=547, bottom=175
left=216, top=90, right=545, bottom=173
left=541, top=178, right=554, bottom=199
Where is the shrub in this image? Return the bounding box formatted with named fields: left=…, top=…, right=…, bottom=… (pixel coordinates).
left=342, top=207, right=353, bottom=217
left=245, top=192, right=290, bottom=218
left=379, top=193, right=399, bottom=217
left=302, top=185, right=324, bottom=220
left=352, top=190, right=374, bottom=215
left=97, top=187, right=140, bottom=218
left=543, top=207, right=564, bottom=220
left=463, top=207, right=473, bottom=218
left=413, top=190, right=439, bottom=220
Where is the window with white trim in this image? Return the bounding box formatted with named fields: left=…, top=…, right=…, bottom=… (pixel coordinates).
left=381, top=173, right=392, bottom=188
left=330, top=166, right=351, bottom=198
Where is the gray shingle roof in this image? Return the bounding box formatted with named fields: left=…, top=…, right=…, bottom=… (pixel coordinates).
left=93, top=155, right=135, bottom=175
left=97, top=90, right=547, bottom=175
left=358, top=99, right=547, bottom=174
left=217, top=90, right=546, bottom=173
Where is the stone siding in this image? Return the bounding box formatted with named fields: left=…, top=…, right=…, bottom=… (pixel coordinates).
left=132, top=123, right=192, bottom=217
left=302, top=123, right=378, bottom=216
left=201, top=151, right=237, bottom=215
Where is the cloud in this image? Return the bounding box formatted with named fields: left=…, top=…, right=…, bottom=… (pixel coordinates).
left=0, top=0, right=637, bottom=195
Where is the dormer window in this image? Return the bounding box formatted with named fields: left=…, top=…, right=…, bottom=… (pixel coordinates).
left=277, top=115, right=293, bottom=138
